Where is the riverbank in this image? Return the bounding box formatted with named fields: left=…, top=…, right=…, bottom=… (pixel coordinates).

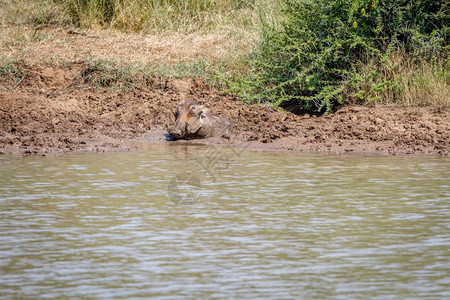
left=0, top=64, right=448, bottom=156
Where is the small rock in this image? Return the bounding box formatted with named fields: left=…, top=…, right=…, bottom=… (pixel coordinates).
left=350, top=107, right=363, bottom=113
left=41, top=67, right=55, bottom=78
left=426, top=123, right=437, bottom=131
left=374, top=118, right=384, bottom=125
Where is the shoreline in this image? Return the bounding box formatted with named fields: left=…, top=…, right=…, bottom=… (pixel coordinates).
left=0, top=65, right=449, bottom=157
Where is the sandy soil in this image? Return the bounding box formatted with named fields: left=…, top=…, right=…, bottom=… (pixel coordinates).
left=0, top=65, right=449, bottom=156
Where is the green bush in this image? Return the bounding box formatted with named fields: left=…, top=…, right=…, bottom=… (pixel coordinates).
left=224, top=0, right=448, bottom=114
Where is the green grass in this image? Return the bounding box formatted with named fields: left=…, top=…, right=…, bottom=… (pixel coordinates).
left=0, top=58, right=28, bottom=89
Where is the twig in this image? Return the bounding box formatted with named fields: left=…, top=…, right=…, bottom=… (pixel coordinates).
left=67, top=29, right=99, bottom=39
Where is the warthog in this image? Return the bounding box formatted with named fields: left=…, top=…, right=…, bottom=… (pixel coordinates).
left=167, top=99, right=230, bottom=140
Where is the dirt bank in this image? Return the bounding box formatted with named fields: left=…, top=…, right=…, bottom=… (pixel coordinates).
left=0, top=65, right=449, bottom=156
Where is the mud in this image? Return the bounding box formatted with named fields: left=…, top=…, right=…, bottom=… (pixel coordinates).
left=1, top=65, right=449, bottom=156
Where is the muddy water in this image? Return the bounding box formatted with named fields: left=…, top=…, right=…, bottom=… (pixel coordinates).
left=0, top=145, right=449, bottom=299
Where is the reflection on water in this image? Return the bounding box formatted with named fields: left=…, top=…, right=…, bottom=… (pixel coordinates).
left=0, top=145, right=449, bottom=298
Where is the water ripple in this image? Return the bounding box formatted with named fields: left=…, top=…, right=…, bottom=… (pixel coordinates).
left=0, top=148, right=449, bottom=298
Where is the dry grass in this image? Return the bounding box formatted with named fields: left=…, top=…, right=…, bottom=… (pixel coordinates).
left=0, top=0, right=275, bottom=34
left=355, top=52, right=449, bottom=109
left=389, top=60, right=449, bottom=109
left=65, top=0, right=265, bottom=33
left=0, top=26, right=250, bottom=65
left=0, top=0, right=277, bottom=78
left=0, top=0, right=71, bottom=27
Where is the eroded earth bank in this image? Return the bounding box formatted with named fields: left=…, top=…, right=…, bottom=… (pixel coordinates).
left=1, top=65, right=449, bottom=156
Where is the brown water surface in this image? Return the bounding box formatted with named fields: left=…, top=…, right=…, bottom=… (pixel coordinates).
left=0, top=145, right=449, bottom=298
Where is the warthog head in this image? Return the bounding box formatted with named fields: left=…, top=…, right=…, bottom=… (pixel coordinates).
left=167, top=99, right=230, bottom=140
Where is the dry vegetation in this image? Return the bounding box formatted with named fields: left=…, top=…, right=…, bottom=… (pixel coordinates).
left=0, top=0, right=448, bottom=109
left=0, top=0, right=276, bottom=76
left=356, top=52, right=449, bottom=109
